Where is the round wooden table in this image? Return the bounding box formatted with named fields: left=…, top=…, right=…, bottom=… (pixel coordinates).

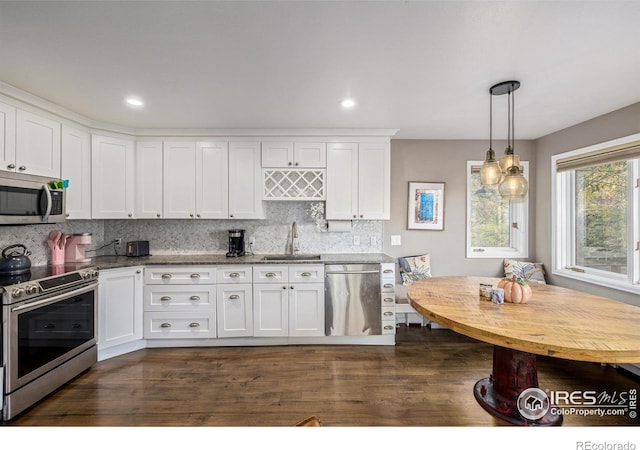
left=407, top=276, right=640, bottom=426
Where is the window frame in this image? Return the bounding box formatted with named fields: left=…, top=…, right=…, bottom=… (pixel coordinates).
left=466, top=160, right=529, bottom=259
left=552, top=132, right=640, bottom=294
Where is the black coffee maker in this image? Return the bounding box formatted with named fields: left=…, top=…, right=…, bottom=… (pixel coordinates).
left=226, top=229, right=245, bottom=257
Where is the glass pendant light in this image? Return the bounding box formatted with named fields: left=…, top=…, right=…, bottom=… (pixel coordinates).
left=498, top=165, right=529, bottom=199
left=479, top=87, right=502, bottom=185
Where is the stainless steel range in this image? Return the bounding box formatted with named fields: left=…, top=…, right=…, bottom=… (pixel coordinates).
left=1, top=264, right=99, bottom=421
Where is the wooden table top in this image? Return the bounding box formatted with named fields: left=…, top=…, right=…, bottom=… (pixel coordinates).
left=407, top=276, right=640, bottom=363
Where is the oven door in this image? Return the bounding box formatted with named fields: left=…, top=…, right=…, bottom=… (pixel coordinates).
left=6, top=282, right=97, bottom=393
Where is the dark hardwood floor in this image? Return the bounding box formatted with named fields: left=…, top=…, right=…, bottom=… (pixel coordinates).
left=7, top=326, right=639, bottom=427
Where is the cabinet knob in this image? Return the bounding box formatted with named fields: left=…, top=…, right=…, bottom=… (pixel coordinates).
left=161, top=274, right=172, bottom=279
left=7, top=163, right=15, bottom=169
left=18, top=165, right=26, bottom=171
left=383, top=269, right=393, bottom=274
left=189, top=323, right=200, bottom=328
left=301, top=272, right=312, bottom=277
left=282, top=286, right=287, bottom=290
left=294, top=162, right=299, bottom=166
left=190, top=213, right=194, bottom=218
left=384, top=311, right=394, bottom=317
left=290, top=286, right=294, bottom=290
left=360, top=214, right=363, bottom=218
left=383, top=283, right=393, bottom=288
left=190, top=296, right=200, bottom=301
left=288, top=162, right=292, bottom=166
left=384, top=297, right=394, bottom=303
left=136, top=270, right=141, bottom=274
left=229, top=272, right=240, bottom=278
left=229, top=294, right=240, bottom=300
left=229, top=214, right=234, bottom=218
left=156, top=213, right=161, bottom=218
left=353, top=214, right=357, bottom=218
left=384, top=325, right=394, bottom=330
left=128, top=213, right=132, bottom=218
left=190, top=273, right=200, bottom=279
left=160, top=323, right=171, bottom=328
left=160, top=296, right=171, bottom=301
left=265, top=272, right=276, bottom=278
left=66, top=213, right=70, bottom=218
left=197, top=214, right=201, bottom=218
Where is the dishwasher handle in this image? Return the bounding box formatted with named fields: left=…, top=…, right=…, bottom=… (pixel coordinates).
left=325, top=270, right=380, bottom=275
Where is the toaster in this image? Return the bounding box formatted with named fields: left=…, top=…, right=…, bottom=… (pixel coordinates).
left=126, top=240, right=150, bottom=257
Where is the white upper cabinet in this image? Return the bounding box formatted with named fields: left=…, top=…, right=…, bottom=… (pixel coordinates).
left=261, top=142, right=326, bottom=168
left=61, top=125, right=91, bottom=219
left=229, top=142, right=263, bottom=219
left=163, top=141, right=197, bottom=218
left=0, top=102, right=16, bottom=173
left=135, top=141, right=164, bottom=219
left=196, top=141, right=229, bottom=219
left=91, top=134, right=135, bottom=219
left=326, top=141, right=390, bottom=220
left=15, top=109, right=61, bottom=178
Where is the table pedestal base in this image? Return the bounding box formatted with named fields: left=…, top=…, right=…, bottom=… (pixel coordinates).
left=473, top=346, right=563, bottom=426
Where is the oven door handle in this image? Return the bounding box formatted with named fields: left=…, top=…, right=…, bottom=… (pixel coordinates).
left=41, top=184, right=53, bottom=222
left=11, top=282, right=98, bottom=313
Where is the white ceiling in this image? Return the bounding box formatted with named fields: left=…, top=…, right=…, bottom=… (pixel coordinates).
left=1, top=1, right=639, bottom=140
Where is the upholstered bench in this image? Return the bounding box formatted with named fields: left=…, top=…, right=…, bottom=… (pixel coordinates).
left=394, top=282, right=425, bottom=326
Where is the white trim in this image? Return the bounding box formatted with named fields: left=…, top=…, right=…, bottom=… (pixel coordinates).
left=552, top=134, right=640, bottom=294
left=466, top=161, right=529, bottom=259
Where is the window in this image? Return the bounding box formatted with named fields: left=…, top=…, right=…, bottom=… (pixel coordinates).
left=466, top=161, right=529, bottom=258
left=553, top=133, right=640, bottom=293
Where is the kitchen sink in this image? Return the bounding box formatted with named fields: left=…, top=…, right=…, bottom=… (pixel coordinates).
left=262, top=254, right=322, bottom=261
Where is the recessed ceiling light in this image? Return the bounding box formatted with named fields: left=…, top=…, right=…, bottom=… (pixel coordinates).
left=341, top=98, right=356, bottom=109
left=125, top=97, right=144, bottom=107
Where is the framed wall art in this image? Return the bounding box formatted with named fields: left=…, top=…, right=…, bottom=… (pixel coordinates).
left=407, top=181, right=445, bottom=230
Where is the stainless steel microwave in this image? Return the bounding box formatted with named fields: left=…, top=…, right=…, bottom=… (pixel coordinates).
left=0, top=172, right=65, bottom=225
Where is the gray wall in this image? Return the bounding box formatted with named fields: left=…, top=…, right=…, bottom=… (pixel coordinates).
left=383, top=139, right=536, bottom=277
left=534, top=102, right=640, bottom=306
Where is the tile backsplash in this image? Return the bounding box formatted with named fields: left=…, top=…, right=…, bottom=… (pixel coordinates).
left=0, top=202, right=383, bottom=266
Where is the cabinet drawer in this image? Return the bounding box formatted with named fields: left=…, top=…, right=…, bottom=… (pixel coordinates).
left=381, top=281, right=395, bottom=293
left=253, top=265, right=288, bottom=283
left=382, top=320, right=396, bottom=335
left=217, top=266, right=253, bottom=284
left=381, top=294, right=395, bottom=307
left=144, top=311, right=216, bottom=339
left=381, top=307, right=395, bottom=321
left=289, top=265, right=324, bottom=283
left=144, top=285, right=216, bottom=311
left=144, top=266, right=217, bottom=285
left=380, top=263, right=395, bottom=280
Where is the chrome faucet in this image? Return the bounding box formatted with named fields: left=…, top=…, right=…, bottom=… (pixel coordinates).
left=290, top=221, right=300, bottom=254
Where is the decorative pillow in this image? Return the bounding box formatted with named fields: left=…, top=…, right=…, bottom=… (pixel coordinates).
left=503, top=259, right=546, bottom=284
left=399, top=254, right=432, bottom=286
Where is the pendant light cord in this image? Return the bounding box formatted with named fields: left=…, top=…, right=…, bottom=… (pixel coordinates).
left=489, top=88, right=493, bottom=149
left=511, top=85, right=515, bottom=151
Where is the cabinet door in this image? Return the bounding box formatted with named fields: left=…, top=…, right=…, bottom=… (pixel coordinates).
left=261, top=142, right=293, bottom=167
left=163, top=142, right=197, bottom=218
left=91, top=135, right=135, bottom=219
left=253, top=283, right=288, bottom=337
left=228, top=142, right=263, bottom=219
left=196, top=141, right=228, bottom=218
left=135, top=141, right=163, bottom=218
left=0, top=102, right=16, bottom=173
left=61, top=125, right=91, bottom=219
left=16, top=109, right=61, bottom=178
left=289, top=283, right=325, bottom=337
left=217, top=284, right=253, bottom=337
left=293, top=142, right=326, bottom=168
left=98, top=267, right=143, bottom=350
left=358, top=142, right=390, bottom=220
left=326, top=143, right=358, bottom=219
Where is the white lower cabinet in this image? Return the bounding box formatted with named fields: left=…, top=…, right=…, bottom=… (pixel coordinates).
left=288, top=282, right=324, bottom=336
left=98, top=267, right=143, bottom=355
left=253, top=283, right=289, bottom=337
left=143, top=266, right=218, bottom=339
left=216, top=266, right=253, bottom=337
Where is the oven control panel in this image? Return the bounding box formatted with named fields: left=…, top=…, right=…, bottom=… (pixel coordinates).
left=2, top=267, right=99, bottom=304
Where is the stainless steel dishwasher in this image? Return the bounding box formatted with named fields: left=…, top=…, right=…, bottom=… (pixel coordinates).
left=325, top=264, right=381, bottom=336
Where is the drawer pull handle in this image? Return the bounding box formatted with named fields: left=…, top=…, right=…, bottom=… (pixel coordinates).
left=383, top=283, right=393, bottom=288
left=383, top=269, right=393, bottom=274
left=160, top=323, right=171, bottom=328
left=189, top=323, right=200, bottom=328
left=229, top=272, right=240, bottom=278
left=190, top=273, right=200, bottom=279
left=190, top=296, right=200, bottom=301
left=384, top=325, right=394, bottom=330
left=265, top=272, right=276, bottom=278
left=301, top=272, right=312, bottom=277
left=383, top=311, right=394, bottom=316
left=384, top=298, right=394, bottom=303
left=229, top=294, right=240, bottom=300
left=161, top=274, right=172, bottom=279
left=160, top=296, right=172, bottom=301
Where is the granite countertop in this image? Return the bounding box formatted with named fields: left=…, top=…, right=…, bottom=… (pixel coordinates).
left=91, top=253, right=396, bottom=270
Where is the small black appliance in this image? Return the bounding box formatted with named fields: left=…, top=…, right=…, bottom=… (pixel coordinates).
left=226, top=229, right=245, bottom=257
left=126, top=241, right=150, bottom=257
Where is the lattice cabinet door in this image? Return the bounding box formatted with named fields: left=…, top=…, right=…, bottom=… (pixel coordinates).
left=263, top=169, right=325, bottom=200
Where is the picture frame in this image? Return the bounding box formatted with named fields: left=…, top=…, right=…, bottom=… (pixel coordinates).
left=407, top=181, right=445, bottom=230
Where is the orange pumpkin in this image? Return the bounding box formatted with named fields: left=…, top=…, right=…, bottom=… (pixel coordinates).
left=497, top=276, right=532, bottom=304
